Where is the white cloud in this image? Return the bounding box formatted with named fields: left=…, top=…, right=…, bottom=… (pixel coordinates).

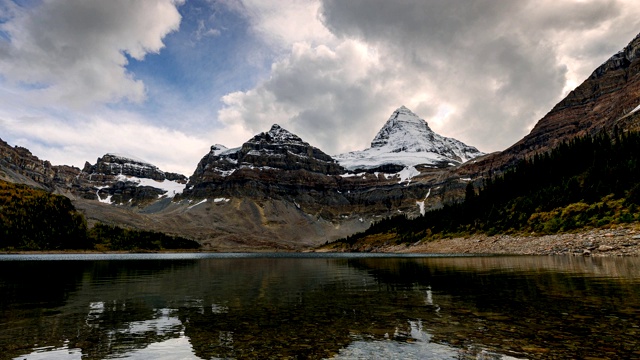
left=228, top=0, right=333, bottom=49
left=0, top=108, right=213, bottom=175
left=0, top=0, right=183, bottom=108
left=219, top=39, right=410, bottom=154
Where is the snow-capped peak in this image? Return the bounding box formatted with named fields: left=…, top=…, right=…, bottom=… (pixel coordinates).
left=335, top=106, right=485, bottom=171
left=210, top=144, right=229, bottom=156
left=370, top=106, right=435, bottom=150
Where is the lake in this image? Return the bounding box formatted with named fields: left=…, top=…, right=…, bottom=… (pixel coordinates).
left=0, top=253, right=639, bottom=359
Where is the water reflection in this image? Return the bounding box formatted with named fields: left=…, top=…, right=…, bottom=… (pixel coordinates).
left=0, top=255, right=638, bottom=359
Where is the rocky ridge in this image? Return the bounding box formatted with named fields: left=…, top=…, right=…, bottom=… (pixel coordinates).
left=77, top=154, right=188, bottom=205
left=1, top=117, right=467, bottom=249
left=0, top=138, right=80, bottom=189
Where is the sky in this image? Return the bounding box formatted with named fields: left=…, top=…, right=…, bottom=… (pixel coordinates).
left=1, top=0, right=639, bottom=175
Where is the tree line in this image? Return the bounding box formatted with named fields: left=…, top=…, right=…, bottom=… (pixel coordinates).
left=0, top=181, right=199, bottom=251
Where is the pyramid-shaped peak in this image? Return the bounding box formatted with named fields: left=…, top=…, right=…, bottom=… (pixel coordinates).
left=389, top=106, right=427, bottom=124
left=371, top=107, right=432, bottom=149
left=334, top=106, right=485, bottom=171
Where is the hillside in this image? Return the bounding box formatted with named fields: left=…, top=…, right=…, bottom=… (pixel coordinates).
left=323, top=130, right=640, bottom=252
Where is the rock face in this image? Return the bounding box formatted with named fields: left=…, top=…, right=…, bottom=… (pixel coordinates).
left=0, top=138, right=81, bottom=189
left=78, top=154, right=188, bottom=205
left=457, top=31, right=640, bottom=181
left=83, top=154, right=167, bottom=180
left=191, top=124, right=344, bottom=179
left=81, top=154, right=187, bottom=182
left=185, top=124, right=345, bottom=198
left=335, top=106, right=484, bottom=172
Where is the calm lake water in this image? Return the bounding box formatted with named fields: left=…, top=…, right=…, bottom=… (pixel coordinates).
left=0, top=253, right=639, bottom=359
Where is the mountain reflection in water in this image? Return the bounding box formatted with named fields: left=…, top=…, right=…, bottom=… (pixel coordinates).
left=0, top=254, right=638, bottom=359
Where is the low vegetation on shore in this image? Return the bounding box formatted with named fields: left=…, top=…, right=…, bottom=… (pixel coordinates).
left=0, top=181, right=200, bottom=251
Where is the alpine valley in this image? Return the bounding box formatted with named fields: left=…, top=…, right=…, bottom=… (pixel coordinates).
left=2, top=32, right=640, bottom=251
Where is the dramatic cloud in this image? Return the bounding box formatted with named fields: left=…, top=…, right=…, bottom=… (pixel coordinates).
left=219, top=0, right=640, bottom=154
left=0, top=0, right=183, bottom=108
left=2, top=0, right=640, bottom=174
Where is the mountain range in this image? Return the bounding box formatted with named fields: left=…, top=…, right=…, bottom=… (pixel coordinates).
left=2, top=31, right=640, bottom=250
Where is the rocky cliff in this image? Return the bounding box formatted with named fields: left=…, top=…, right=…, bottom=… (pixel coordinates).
left=0, top=138, right=81, bottom=190
left=455, top=32, right=640, bottom=181
left=76, top=154, right=188, bottom=205
left=183, top=123, right=439, bottom=213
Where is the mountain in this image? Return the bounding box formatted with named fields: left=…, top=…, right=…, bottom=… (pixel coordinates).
left=322, top=32, right=640, bottom=252
left=0, top=138, right=80, bottom=189
left=335, top=106, right=484, bottom=172
left=78, top=154, right=188, bottom=205
left=5, top=32, right=640, bottom=251
left=186, top=124, right=344, bottom=196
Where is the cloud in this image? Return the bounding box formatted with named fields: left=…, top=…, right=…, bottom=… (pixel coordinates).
left=219, top=40, right=407, bottom=153
left=218, top=0, right=640, bottom=154
left=0, top=108, right=215, bottom=175
left=2, top=0, right=640, bottom=175
left=0, top=0, right=183, bottom=108
left=226, top=0, right=333, bottom=49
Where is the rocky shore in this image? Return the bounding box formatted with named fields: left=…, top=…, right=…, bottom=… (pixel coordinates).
left=356, top=225, right=640, bottom=256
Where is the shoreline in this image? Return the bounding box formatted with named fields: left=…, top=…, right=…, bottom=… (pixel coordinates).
left=2, top=225, right=640, bottom=256
left=362, top=226, right=640, bottom=256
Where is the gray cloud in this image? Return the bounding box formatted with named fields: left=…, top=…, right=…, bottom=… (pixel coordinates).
left=218, top=0, right=640, bottom=156
left=316, top=0, right=634, bottom=152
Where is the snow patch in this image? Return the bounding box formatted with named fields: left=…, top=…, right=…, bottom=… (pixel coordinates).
left=98, top=194, right=112, bottom=204
left=115, top=174, right=185, bottom=198
left=631, top=103, right=640, bottom=115
left=188, top=199, right=207, bottom=209
left=215, top=168, right=236, bottom=177
left=340, top=172, right=365, bottom=178
left=95, top=186, right=112, bottom=204
left=210, top=144, right=229, bottom=156
left=397, top=166, right=419, bottom=184
left=416, top=189, right=431, bottom=216
left=213, top=198, right=230, bottom=203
